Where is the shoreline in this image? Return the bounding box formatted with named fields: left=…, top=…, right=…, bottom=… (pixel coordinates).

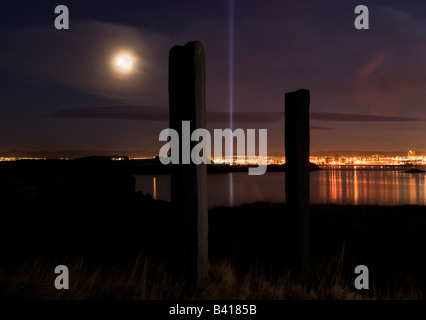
left=0, top=161, right=425, bottom=299
left=3, top=157, right=426, bottom=176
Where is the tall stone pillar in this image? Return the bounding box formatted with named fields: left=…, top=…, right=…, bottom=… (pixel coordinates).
left=285, top=89, right=310, bottom=274
left=169, top=41, right=209, bottom=287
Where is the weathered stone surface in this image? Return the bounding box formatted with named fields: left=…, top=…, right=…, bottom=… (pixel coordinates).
left=285, top=89, right=310, bottom=274
left=169, top=41, right=209, bottom=286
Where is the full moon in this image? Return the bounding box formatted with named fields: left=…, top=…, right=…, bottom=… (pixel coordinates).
left=112, top=51, right=136, bottom=75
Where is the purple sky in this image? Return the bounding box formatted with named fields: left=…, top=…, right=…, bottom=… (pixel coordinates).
left=1, top=0, right=426, bottom=155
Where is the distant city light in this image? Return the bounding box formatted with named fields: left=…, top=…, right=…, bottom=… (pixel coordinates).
left=1, top=151, right=425, bottom=166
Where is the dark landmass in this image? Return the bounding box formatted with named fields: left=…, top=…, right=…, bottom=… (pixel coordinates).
left=404, top=168, right=426, bottom=173
left=0, top=163, right=425, bottom=299
left=0, top=156, right=321, bottom=175
left=0, top=149, right=154, bottom=159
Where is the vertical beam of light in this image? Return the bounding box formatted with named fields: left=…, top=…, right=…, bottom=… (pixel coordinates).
left=228, top=0, right=234, bottom=163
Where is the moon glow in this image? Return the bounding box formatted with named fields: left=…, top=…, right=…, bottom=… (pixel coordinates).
left=112, top=51, right=135, bottom=75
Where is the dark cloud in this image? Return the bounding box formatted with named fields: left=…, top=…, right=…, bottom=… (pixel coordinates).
left=48, top=105, right=168, bottom=122
left=48, top=105, right=284, bottom=123
left=311, top=126, right=333, bottom=130
left=47, top=105, right=422, bottom=126
left=310, top=111, right=424, bottom=122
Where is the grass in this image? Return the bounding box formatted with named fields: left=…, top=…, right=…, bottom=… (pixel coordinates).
left=0, top=247, right=423, bottom=300
left=1, top=177, right=426, bottom=300
left=2, top=168, right=426, bottom=299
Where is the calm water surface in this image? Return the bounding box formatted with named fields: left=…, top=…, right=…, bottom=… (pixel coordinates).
left=135, top=167, right=426, bottom=208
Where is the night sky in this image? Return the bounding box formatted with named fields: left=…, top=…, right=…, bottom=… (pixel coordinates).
left=2, top=0, right=426, bottom=155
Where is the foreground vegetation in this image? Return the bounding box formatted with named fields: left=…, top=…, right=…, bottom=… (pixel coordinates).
left=0, top=201, right=425, bottom=299
left=1, top=168, right=425, bottom=299
left=0, top=250, right=423, bottom=300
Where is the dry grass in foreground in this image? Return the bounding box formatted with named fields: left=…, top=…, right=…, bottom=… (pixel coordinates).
left=0, top=252, right=423, bottom=300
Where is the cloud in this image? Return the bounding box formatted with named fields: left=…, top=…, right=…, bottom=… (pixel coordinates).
left=47, top=105, right=423, bottom=125
left=357, top=52, right=389, bottom=79
left=48, top=105, right=284, bottom=123
left=311, top=126, right=333, bottom=130
left=3, top=5, right=426, bottom=117
left=4, top=2, right=426, bottom=153
left=310, top=111, right=424, bottom=122
left=48, top=105, right=168, bottom=122
left=203, top=3, right=426, bottom=118
left=349, top=6, right=426, bottom=116
left=0, top=20, right=173, bottom=105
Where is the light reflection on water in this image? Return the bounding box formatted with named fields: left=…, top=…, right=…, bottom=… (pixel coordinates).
left=134, top=168, right=426, bottom=208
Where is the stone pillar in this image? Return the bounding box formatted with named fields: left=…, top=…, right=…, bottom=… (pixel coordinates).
left=285, top=89, right=310, bottom=274
left=169, top=41, right=209, bottom=287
